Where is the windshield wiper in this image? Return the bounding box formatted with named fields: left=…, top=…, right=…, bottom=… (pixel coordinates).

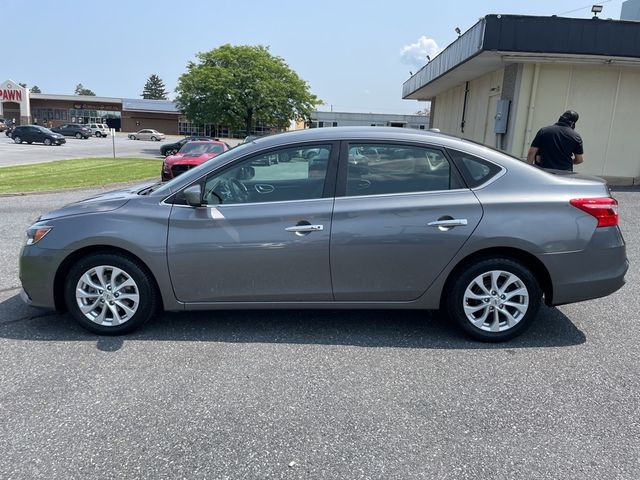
left=138, top=182, right=163, bottom=195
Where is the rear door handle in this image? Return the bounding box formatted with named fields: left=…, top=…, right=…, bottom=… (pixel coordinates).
left=285, top=224, right=324, bottom=233
left=428, top=219, right=468, bottom=228
left=428, top=218, right=468, bottom=232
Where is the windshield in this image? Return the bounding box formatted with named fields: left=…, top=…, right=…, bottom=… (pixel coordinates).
left=154, top=142, right=253, bottom=196
left=179, top=143, right=225, bottom=155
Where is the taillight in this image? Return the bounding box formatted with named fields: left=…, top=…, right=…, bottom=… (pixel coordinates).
left=570, top=197, right=618, bottom=227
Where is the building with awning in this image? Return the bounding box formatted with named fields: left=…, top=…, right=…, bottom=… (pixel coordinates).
left=402, top=14, right=640, bottom=184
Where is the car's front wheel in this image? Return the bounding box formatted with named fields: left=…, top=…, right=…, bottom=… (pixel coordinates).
left=445, top=257, right=542, bottom=342
left=44, top=138, right=52, bottom=146
left=95, top=132, right=102, bottom=137
left=64, top=253, right=159, bottom=335
left=151, top=136, right=157, bottom=141
left=13, top=136, right=22, bottom=144
left=128, top=135, right=135, bottom=140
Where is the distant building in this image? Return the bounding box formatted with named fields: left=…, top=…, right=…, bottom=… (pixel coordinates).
left=402, top=15, right=640, bottom=184
left=309, top=111, right=429, bottom=130
left=621, top=0, right=640, bottom=20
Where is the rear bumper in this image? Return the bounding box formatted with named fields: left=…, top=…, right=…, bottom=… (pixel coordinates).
left=541, top=227, right=628, bottom=305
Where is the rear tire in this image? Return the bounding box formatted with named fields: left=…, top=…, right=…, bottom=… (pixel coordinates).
left=95, top=132, right=102, bottom=137
left=64, top=252, right=159, bottom=335
left=445, top=257, right=542, bottom=342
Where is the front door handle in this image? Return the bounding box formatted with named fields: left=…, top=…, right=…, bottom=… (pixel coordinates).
left=285, top=224, right=324, bottom=233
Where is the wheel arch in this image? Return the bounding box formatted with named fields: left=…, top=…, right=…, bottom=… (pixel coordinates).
left=439, top=247, right=553, bottom=309
left=53, top=245, right=163, bottom=312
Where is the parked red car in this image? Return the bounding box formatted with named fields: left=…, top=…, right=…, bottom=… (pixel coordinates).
left=161, top=140, right=230, bottom=180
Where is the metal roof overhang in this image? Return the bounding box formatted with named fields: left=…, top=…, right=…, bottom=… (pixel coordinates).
left=402, top=14, right=640, bottom=101
left=404, top=51, right=640, bottom=100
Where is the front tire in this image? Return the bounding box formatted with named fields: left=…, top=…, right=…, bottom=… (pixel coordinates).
left=128, top=135, right=135, bottom=140
left=445, top=257, right=542, bottom=342
left=14, top=136, right=22, bottom=144
left=44, top=138, right=52, bottom=146
left=64, top=253, right=159, bottom=335
left=95, top=132, right=102, bottom=137
left=75, top=132, right=82, bottom=139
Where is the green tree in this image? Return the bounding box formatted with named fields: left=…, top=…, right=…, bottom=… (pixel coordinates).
left=75, top=83, right=96, bottom=96
left=141, top=74, right=169, bottom=100
left=31, top=85, right=42, bottom=93
left=175, top=44, right=321, bottom=134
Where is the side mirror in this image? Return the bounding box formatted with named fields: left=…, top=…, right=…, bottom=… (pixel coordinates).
left=183, top=185, right=203, bottom=207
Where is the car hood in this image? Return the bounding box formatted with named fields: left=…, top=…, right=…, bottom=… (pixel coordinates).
left=39, top=181, right=157, bottom=221
left=164, top=153, right=218, bottom=165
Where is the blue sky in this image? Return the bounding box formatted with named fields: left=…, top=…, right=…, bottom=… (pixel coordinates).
left=6, top=0, right=626, bottom=114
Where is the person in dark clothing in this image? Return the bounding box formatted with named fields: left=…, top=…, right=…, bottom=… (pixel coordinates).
left=527, top=110, right=584, bottom=171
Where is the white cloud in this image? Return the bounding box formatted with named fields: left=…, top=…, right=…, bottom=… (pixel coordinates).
left=400, top=36, right=441, bottom=68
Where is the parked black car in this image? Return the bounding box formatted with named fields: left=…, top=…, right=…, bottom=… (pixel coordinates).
left=11, top=125, right=66, bottom=146
left=160, top=136, right=214, bottom=156
left=51, top=123, right=91, bottom=139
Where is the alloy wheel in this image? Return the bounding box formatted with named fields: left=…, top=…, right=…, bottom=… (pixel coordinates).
left=75, top=265, right=140, bottom=327
left=462, top=270, right=529, bottom=332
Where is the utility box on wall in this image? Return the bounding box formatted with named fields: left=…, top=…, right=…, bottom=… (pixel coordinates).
left=494, top=99, right=510, bottom=134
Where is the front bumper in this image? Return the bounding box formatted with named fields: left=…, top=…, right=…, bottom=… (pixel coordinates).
left=19, top=244, right=67, bottom=310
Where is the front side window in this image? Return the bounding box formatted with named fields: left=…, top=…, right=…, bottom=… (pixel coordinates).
left=345, top=143, right=461, bottom=197
left=202, top=145, right=332, bottom=205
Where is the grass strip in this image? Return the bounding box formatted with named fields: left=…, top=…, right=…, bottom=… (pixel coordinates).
left=0, top=157, right=162, bottom=194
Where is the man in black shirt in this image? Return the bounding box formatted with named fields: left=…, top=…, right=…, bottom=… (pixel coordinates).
left=526, top=110, right=584, bottom=171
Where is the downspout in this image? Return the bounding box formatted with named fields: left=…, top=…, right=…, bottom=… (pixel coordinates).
left=522, top=63, right=541, bottom=158
left=460, top=81, right=470, bottom=134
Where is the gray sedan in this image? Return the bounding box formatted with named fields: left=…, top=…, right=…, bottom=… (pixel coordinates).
left=19, top=127, right=628, bottom=341
left=128, top=129, right=165, bottom=141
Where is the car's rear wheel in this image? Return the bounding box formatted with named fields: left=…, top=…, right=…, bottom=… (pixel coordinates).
left=128, top=135, right=135, bottom=140
left=13, top=136, right=22, bottom=144
left=44, top=138, right=52, bottom=146
left=64, top=253, right=159, bottom=335
left=95, top=132, right=101, bottom=137
left=75, top=132, right=82, bottom=139
left=446, top=257, right=541, bottom=342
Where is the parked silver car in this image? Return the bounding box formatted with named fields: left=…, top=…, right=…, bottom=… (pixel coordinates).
left=88, top=123, right=110, bottom=137
left=128, top=129, right=165, bottom=141
left=19, top=127, right=627, bottom=341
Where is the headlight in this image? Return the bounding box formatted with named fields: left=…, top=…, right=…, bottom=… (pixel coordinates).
left=26, top=226, right=52, bottom=245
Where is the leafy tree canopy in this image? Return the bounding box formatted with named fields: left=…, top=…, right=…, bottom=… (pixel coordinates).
left=175, top=44, right=321, bottom=134
left=141, top=74, right=169, bottom=100
left=75, top=83, right=96, bottom=96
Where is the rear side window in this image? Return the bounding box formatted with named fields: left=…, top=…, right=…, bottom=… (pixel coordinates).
left=447, top=149, right=502, bottom=188
left=345, top=143, right=463, bottom=197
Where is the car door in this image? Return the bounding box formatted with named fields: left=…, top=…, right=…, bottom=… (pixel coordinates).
left=330, top=141, right=483, bottom=301
left=167, top=142, right=339, bottom=303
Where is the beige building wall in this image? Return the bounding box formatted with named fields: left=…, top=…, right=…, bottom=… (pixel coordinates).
left=432, top=63, right=640, bottom=181
left=432, top=69, right=504, bottom=147
left=514, top=63, right=640, bottom=179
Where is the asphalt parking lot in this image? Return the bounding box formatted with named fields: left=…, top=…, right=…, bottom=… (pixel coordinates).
left=0, top=132, right=242, bottom=167
left=0, top=186, right=638, bottom=479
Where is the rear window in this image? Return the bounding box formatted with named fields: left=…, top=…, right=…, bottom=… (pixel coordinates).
left=447, top=149, right=502, bottom=188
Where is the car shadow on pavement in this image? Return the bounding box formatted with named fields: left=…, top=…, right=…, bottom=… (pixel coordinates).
left=0, top=293, right=586, bottom=352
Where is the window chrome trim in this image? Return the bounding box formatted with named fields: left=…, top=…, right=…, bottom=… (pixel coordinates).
left=335, top=187, right=471, bottom=201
